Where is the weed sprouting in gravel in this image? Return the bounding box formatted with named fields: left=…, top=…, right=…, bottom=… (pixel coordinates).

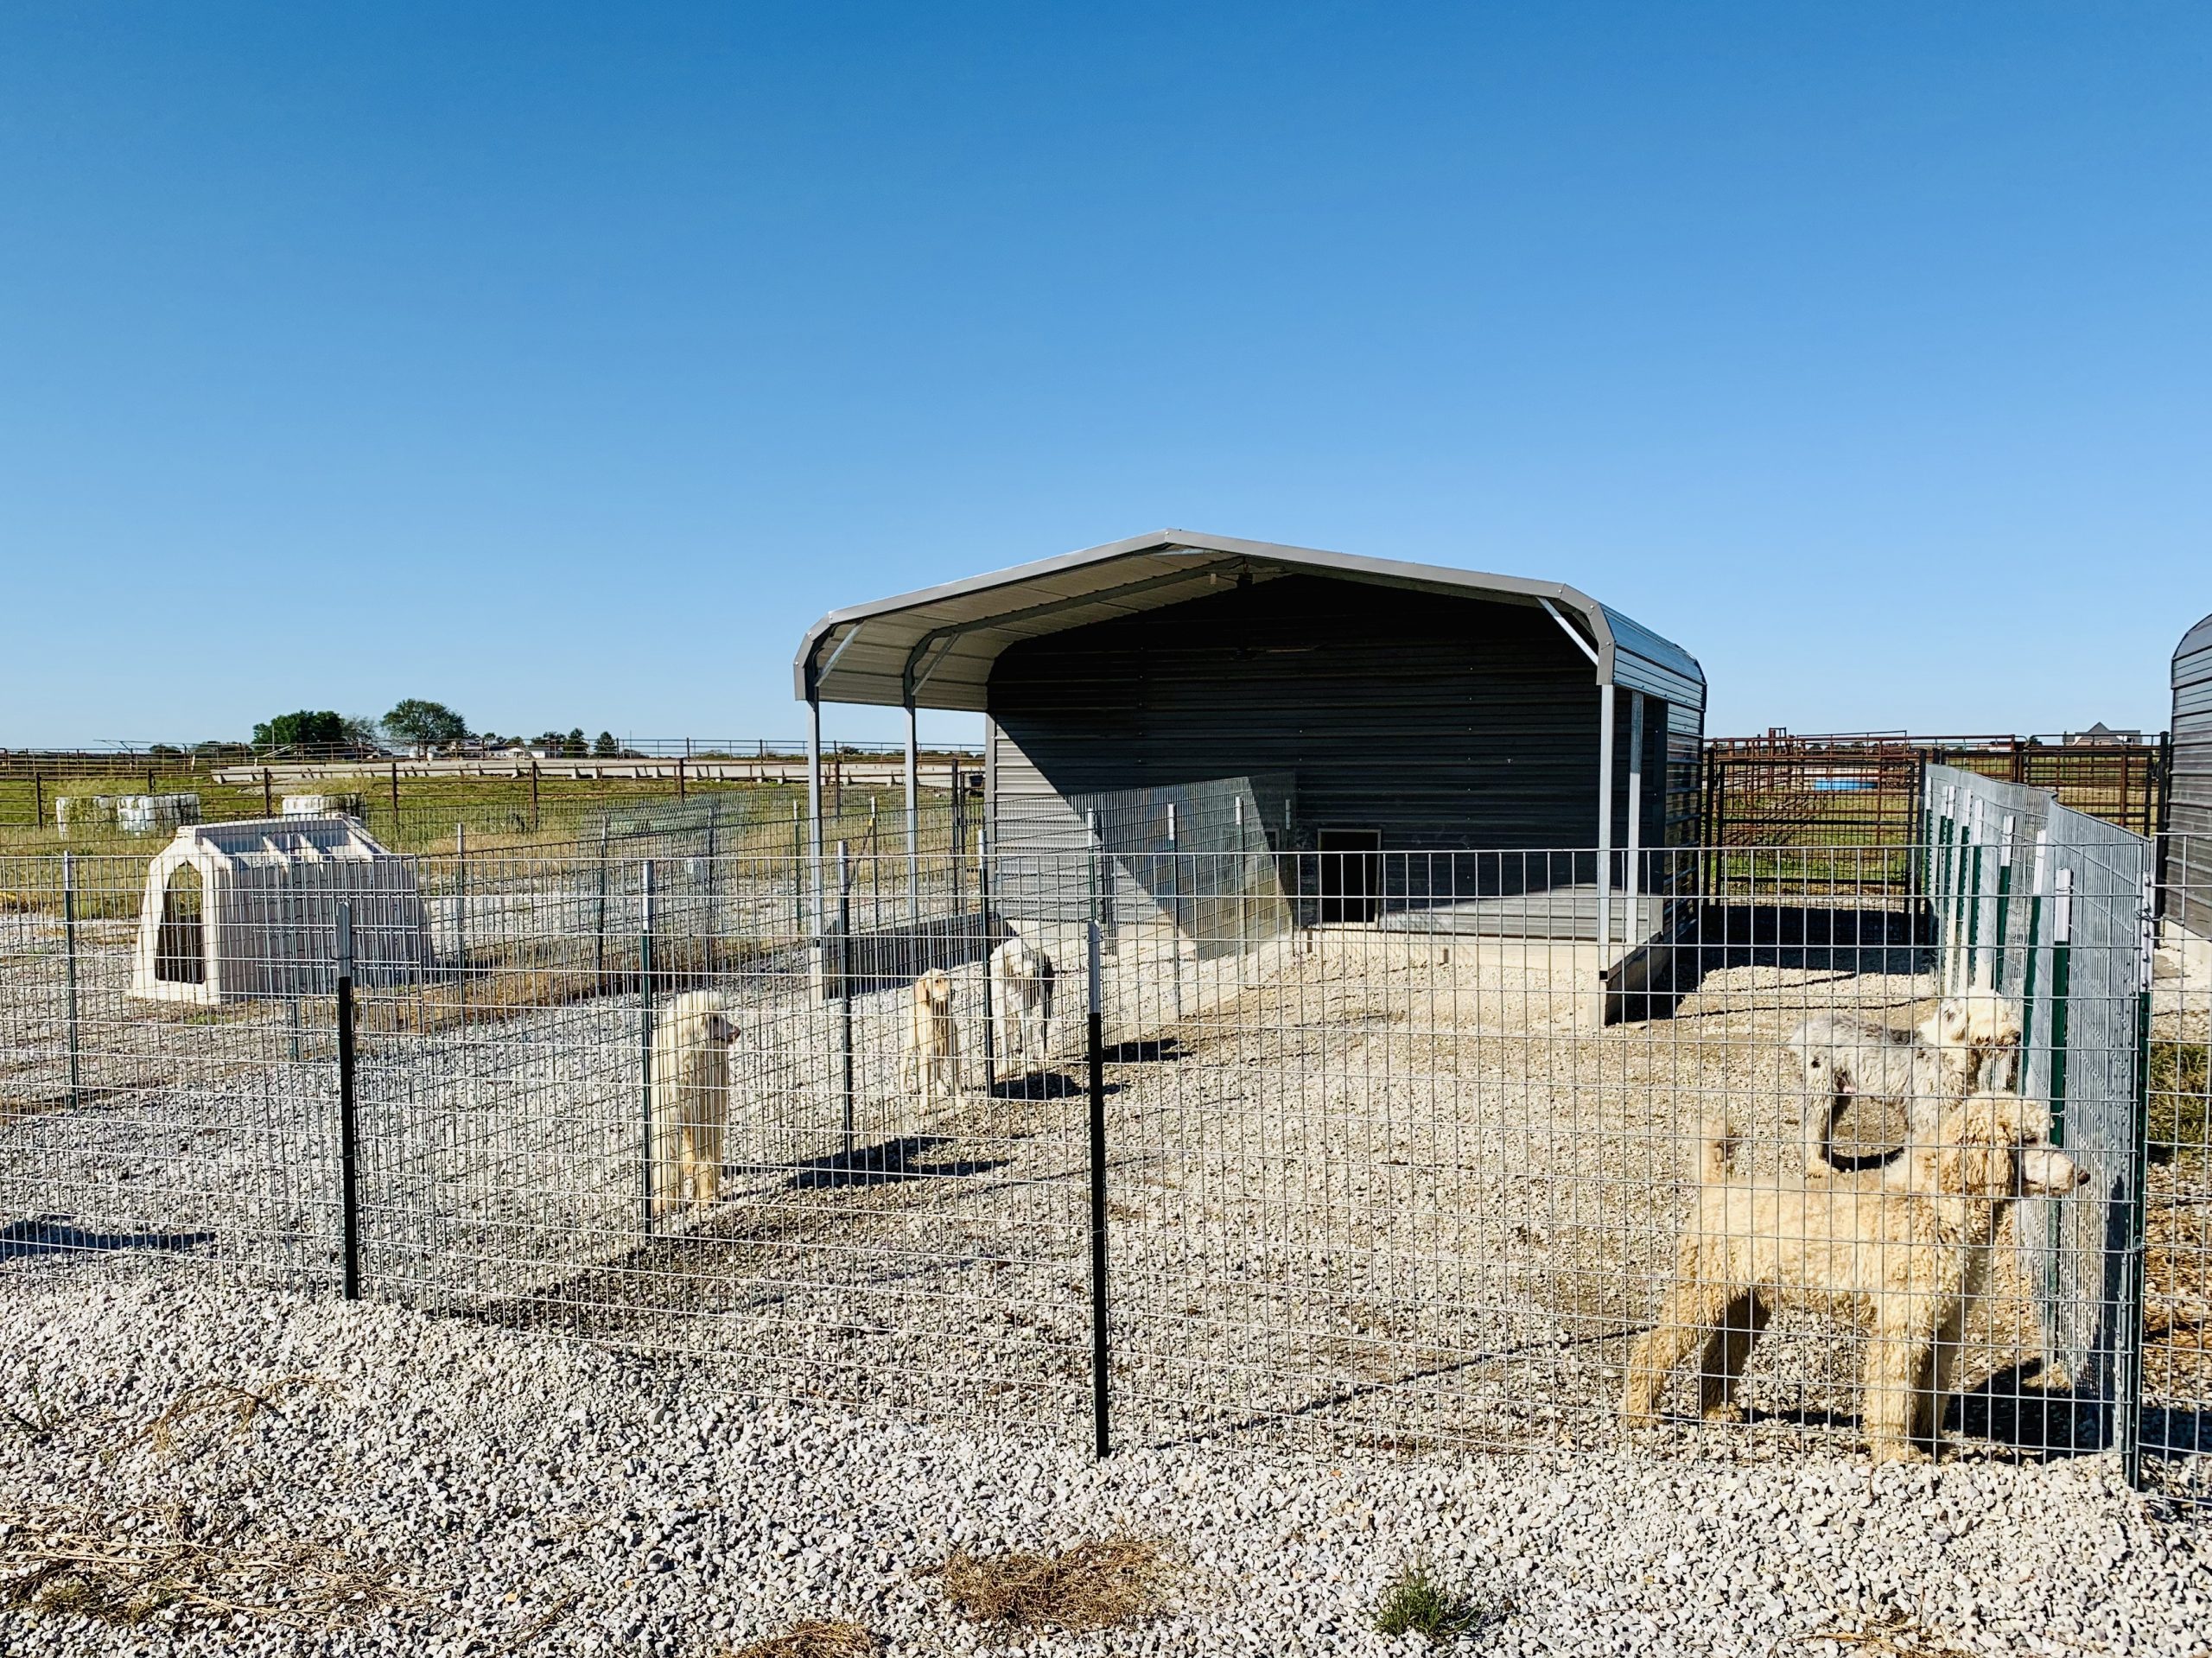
left=90, top=1375, right=334, bottom=1470
left=1375, top=1560, right=1499, bottom=1643
left=727, top=1617, right=882, bottom=1658
left=937, top=1535, right=1169, bottom=1630
left=0, top=1381, right=66, bottom=1443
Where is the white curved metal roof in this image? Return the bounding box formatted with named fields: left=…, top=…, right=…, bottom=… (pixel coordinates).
left=794, top=529, right=1704, bottom=712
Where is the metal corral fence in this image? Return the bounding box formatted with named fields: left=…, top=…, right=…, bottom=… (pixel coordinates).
left=1705, top=734, right=2170, bottom=849
left=3, top=807, right=2205, bottom=1498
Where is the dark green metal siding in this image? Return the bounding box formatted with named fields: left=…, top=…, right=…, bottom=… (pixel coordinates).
left=988, top=575, right=1688, bottom=854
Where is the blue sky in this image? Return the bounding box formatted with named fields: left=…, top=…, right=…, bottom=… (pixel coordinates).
left=3, top=3, right=2206, bottom=746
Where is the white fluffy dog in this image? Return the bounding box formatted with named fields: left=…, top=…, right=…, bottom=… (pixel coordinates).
left=1785, top=994, right=2023, bottom=1173
left=650, top=991, right=737, bottom=1217
left=990, top=936, right=1055, bottom=1071
left=903, top=968, right=961, bottom=1104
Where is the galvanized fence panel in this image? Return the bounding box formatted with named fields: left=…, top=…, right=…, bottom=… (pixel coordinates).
left=0, top=852, right=344, bottom=1286
left=2149, top=832, right=2212, bottom=1502
left=1, top=834, right=2195, bottom=1489
left=1922, top=765, right=2155, bottom=1462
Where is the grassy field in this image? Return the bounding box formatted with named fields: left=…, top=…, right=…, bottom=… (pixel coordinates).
left=0, top=770, right=981, bottom=929
left=0, top=770, right=966, bottom=857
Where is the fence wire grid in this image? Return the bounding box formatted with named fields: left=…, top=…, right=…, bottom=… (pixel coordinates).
left=3, top=801, right=2207, bottom=1499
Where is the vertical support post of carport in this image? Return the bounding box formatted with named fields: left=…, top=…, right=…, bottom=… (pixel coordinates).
left=1624, top=690, right=1644, bottom=948
left=1596, top=682, right=1616, bottom=975
left=904, top=699, right=921, bottom=926
left=1541, top=596, right=1612, bottom=993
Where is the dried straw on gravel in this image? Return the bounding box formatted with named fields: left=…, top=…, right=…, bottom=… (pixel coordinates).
left=728, top=1617, right=884, bottom=1658
left=0, top=1500, right=406, bottom=1629
left=937, top=1536, right=1170, bottom=1630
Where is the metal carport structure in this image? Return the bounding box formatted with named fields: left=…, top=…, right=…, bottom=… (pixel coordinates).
left=792, top=528, right=1705, bottom=968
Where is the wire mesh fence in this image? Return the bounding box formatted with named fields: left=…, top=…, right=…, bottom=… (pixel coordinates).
left=2150, top=831, right=2212, bottom=1503
left=3, top=819, right=2203, bottom=1496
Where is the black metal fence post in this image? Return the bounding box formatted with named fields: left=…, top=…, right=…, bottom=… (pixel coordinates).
left=705, top=796, right=721, bottom=975
left=61, top=851, right=80, bottom=1109
left=837, top=842, right=855, bottom=1166
left=639, top=860, right=657, bottom=1235
left=335, top=901, right=360, bottom=1301
left=1086, top=918, right=1110, bottom=1459
left=950, top=759, right=964, bottom=918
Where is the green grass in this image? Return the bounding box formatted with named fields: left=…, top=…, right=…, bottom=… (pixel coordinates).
left=0, top=772, right=973, bottom=921
left=1375, top=1561, right=1499, bottom=1644
left=2148, top=1041, right=2210, bottom=1162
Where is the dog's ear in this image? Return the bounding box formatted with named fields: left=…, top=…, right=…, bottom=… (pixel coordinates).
left=1934, top=1135, right=2011, bottom=1197
left=1920, top=999, right=1965, bottom=1050
left=2000, top=1093, right=2051, bottom=1142
left=1969, top=1089, right=2048, bottom=1144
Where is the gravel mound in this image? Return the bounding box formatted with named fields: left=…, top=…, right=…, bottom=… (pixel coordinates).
left=1, top=1260, right=2202, bottom=1658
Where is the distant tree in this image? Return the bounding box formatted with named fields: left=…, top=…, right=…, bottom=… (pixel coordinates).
left=341, top=715, right=382, bottom=752
left=383, top=699, right=470, bottom=751
left=253, top=710, right=348, bottom=751
left=566, top=727, right=587, bottom=758
left=594, top=731, right=619, bottom=757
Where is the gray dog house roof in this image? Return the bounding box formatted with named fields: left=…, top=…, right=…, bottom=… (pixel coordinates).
left=794, top=530, right=1705, bottom=712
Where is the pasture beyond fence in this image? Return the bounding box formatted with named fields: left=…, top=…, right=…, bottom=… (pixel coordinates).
left=3, top=794, right=2207, bottom=1501
left=0, top=746, right=983, bottom=858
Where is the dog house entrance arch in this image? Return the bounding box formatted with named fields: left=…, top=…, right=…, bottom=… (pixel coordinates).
left=792, top=530, right=1706, bottom=974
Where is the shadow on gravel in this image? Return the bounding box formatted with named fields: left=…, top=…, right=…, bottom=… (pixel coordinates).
left=1615, top=903, right=1936, bottom=1024
left=1949, top=1363, right=2110, bottom=1458
left=785, top=1136, right=1013, bottom=1189
left=984, top=1070, right=1126, bottom=1102
left=0, top=1217, right=218, bottom=1260
left=1102, top=1038, right=1181, bottom=1064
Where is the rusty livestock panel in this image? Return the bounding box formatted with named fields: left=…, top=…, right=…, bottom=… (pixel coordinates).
left=1705, top=736, right=2170, bottom=854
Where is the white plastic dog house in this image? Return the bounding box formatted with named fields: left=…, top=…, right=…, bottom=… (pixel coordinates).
left=131, top=817, right=429, bottom=1005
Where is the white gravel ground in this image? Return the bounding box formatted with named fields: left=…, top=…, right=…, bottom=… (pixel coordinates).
left=2, top=1261, right=2203, bottom=1658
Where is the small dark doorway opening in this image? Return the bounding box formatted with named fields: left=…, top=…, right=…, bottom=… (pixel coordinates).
left=1316, top=829, right=1382, bottom=924
left=156, top=863, right=207, bottom=985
